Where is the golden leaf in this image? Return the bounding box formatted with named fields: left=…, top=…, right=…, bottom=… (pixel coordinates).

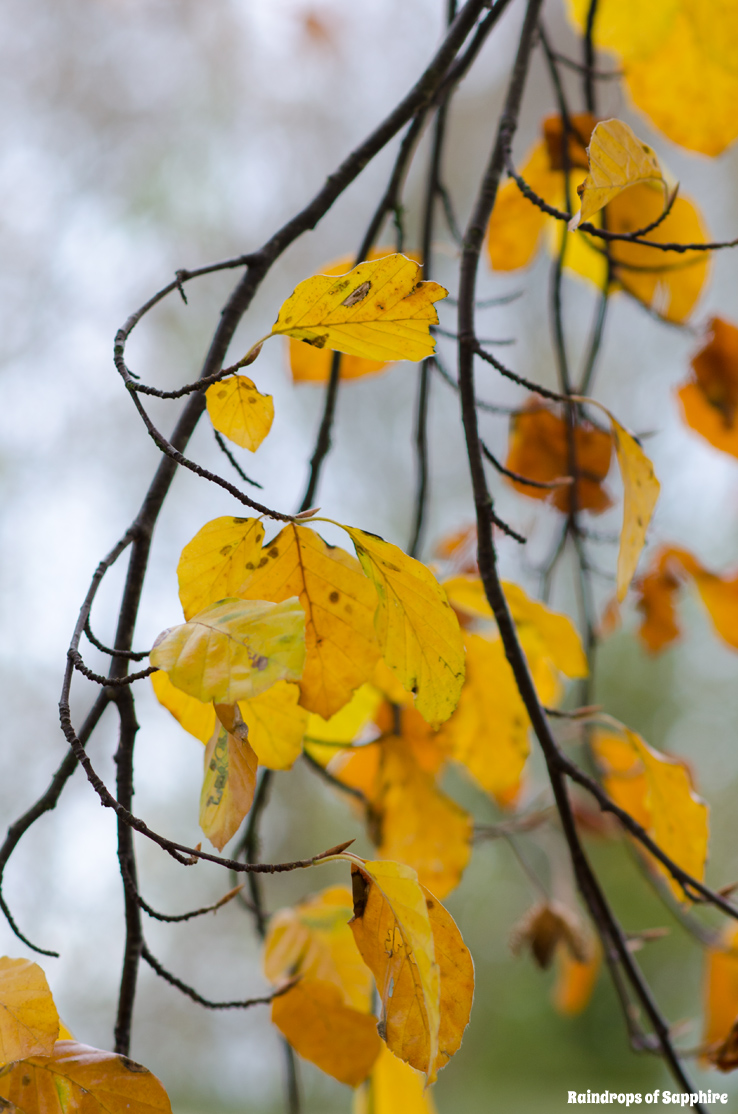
left=150, top=597, right=306, bottom=705
left=0, top=1040, right=172, bottom=1114
left=569, top=118, right=673, bottom=231
left=553, top=939, right=602, bottom=1017
left=487, top=141, right=564, bottom=271
left=199, top=710, right=258, bottom=851
left=592, top=727, right=709, bottom=901
left=265, top=887, right=380, bottom=1085
left=0, top=957, right=59, bottom=1065
left=505, top=403, right=613, bottom=514
left=702, top=925, right=738, bottom=1069
left=271, top=254, right=447, bottom=363
left=354, top=1043, right=438, bottom=1114
left=347, top=858, right=441, bottom=1081
left=543, top=112, right=599, bottom=170
left=678, top=317, right=738, bottom=458
left=205, top=375, right=274, bottom=451
left=177, top=516, right=265, bottom=622
left=239, top=681, right=307, bottom=770
left=578, top=399, right=660, bottom=600
left=636, top=547, right=738, bottom=653
left=151, top=670, right=216, bottom=743
left=237, top=524, right=380, bottom=719
left=342, top=527, right=465, bottom=728
left=422, top=886, right=474, bottom=1076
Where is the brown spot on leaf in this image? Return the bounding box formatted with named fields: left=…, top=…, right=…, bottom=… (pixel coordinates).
left=118, top=1056, right=150, bottom=1074
left=351, top=868, right=369, bottom=918
left=329, top=590, right=340, bottom=603
left=269, top=547, right=279, bottom=558
left=304, top=334, right=328, bottom=349
left=342, top=280, right=371, bottom=307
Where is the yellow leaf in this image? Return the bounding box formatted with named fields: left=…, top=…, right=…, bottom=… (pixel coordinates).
left=177, top=516, right=265, bottom=622
left=304, top=684, right=383, bottom=767
left=578, top=400, right=660, bottom=601
left=0, top=1040, right=172, bottom=1114
left=271, top=981, right=381, bottom=1086
left=264, top=887, right=373, bottom=1013
left=354, top=1043, right=438, bottom=1114
left=205, top=375, right=274, bottom=451
left=436, top=633, right=530, bottom=807
left=150, top=597, right=306, bottom=705
left=487, top=141, right=564, bottom=271
left=151, top=670, right=216, bottom=743
left=702, top=924, right=738, bottom=1068
left=0, top=957, right=59, bottom=1065
left=422, top=886, right=474, bottom=1075
left=271, top=254, right=447, bottom=363
left=347, top=858, right=440, bottom=1080
left=199, top=711, right=258, bottom=851
left=264, top=887, right=380, bottom=1086
left=592, top=728, right=709, bottom=901
left=239, top=681, right=307, bottom=770
left=341, top=526, right=465, bottom=728
left=237, top=525, right=380, bottom=719
left=332, top=736, right=472, bottom=899
left=553, top=940, right=602, bottom=1017
left=569, top=119, right=672, bottom=231
left=566, top=0, right=678, bottom=61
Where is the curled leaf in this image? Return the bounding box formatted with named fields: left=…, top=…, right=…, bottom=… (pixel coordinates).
left=199, top=710, right=258, bottom=850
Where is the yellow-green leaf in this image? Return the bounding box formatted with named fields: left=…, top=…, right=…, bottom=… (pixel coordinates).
left=341, top=527, right=465, bottom=728
left=347, top=857, right=440, bottom=1081
left=177, top=516, right=265, bottom=622
left=150, top=597, right=306, bottom=705
left=0, top=957, right=59, bottom=1065
left=569, top=118, right=673, bottom=231
left=205, top=375, right=274, bottom=451
left=199, top=711, right=258, bottom=851
left=237, top=524, right=380, bottom=719
left=0, top=1040, right=172, bottom=1114
left=271, top=254, right=447, bottom=363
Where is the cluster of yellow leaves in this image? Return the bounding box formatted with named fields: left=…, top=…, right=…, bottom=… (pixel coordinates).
left=678, top=318, right=738, bottom=459
left=567, top=0, right=738, bottom=156
left=152, top=515, right=466, bottom=849
left=636, top=546, right=738, bottom=655
left=0, top=957, right=171, bottom=1114
left=487, top=114, right=710, bottom=324
left=592, top=728, right=709, bottom=901
left=504, top=401, right=660, bottom=600
left=263, top=856, right=474, bottom=1088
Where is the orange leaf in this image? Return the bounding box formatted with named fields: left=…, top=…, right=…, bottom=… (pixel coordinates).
left=703, top=925, right=738, bottom=1070
left=542, top=112, right=598, bottom=171
left=553, top=939, right=602, bottom=1017
left=636, top=547, right=738, bottom=654
left=199, top=710, right=258, bottom=851
left=678, top=318, right=738, bottom=458
left=505, top=403, right=613, bottom=514
left=487, top=141, right=565, bottom=271
left=272, top=982, right=381, bottom=1086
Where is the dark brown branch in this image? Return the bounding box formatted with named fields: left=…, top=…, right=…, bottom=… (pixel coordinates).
left=141, top=943, right=291, bottom=1010
left=482, top=440, right=573, bottom=489
left=472, top=341, right=569, bottom=402
left=84, top=622, right=150, bottom=662
left=213, top=430, right=263, bottom=489
left=69, top=650, right=156, bottom=688
left=113, top=688, right=143, bottom=1057
left=302, top=751, right=369, bottom=806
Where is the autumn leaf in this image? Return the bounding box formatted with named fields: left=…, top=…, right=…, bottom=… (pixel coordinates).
left=702, top=925, right=738, bottom=1069
left=678, top=317, right=738, bottom=459
left=236, top=524, right=381, bottom=719
left=0, top=957, right=59, bottom=1065
left=0, top=1040, right=171, bottom=1114
left=569, top=118, right=673, bottom=231
left=511, top=902, right=589, bottom=969
left=151, top=669, right=216, bottom=743
left=422, top=885, right=474, bottom=1075
left=543, top=112, right=598, bottom=170
left=552, top=938, right=601, bottom=1017
left=592, top=728, right=709, bottom=901
left=205, top=375, right=274, bottom=451
left=566, top=0, right=738, bottom=156
left=238, top=681, right=307, bottom=769
left=354, top=1043, right=438, bottom=1114
left=264, top=887, right=380, bottom=1086
left=487, top=141, right=565, bottom=271
left=271, top=254, right=447, bottom=363
left=199, top=709, right=258, bottom=851
left=288, top=249, right=421, bottom=383
left=150, top=597, right=306, bottom=705
left=505, top=403, right=613, bottom=514
left=177, top=516, right=266, bottom=622
left=340, top=526, right=465, bottom=728
left=346, top=858, right=441, bottom=1080
left=636, top=547, right=738, bottom=654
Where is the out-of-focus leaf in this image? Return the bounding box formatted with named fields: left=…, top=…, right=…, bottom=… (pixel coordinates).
left=331, top=735, right=472, bottom=899
left=543, top=112, right=599, bottom=170
left=272, top=981, right=380, bottom=1086
left=354, top=1043, right=438, bottom=1114
left=237, top=525, right=380, bottom=719
left=288, top=249, right=420, bottom=383
left=578, top=400, right=660, bottom=601
left=435, top=633, right=530, bottom=807
left=0, top=1040, right=172, bottom=1114
left=0, top=957, right=59, bottom=1065
left=702, top=925, right=738, bottom=1070
left=552, top=939, right=602, bottom=1017
left=271, top=254, right=447, bottom=363
left=205, top=375, right=273, bottom=451
left=569, top=118, right=672, bottom=230
left=151, top=670, right=216, bottom=743
left=264, top=887, right=380, bottom=1085
left=347, top=858, right=441, bottom=1080
left=177, top=516, right=266, bottom=622
left=199, top=710, right=258, bottom=850
left=303, top=684, right=383, bottom=768
left=510, top=902, right=588, bottom=970
left=150, top=597, right=306, bottom=705
left=342, top=526, right=465, bottom=728
left=592, top=728, right=709, bottom=901
left=678, top=317, right=738, bottom=458
left=636, top=547, right=738, bottom=653
left=505, top=404, right=613, bottom=514
left=487, top=141, right=564, bottom=271
left=566, top=0, right=738, bottom=156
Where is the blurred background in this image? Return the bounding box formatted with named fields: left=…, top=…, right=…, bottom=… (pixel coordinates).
left=2, top=0, right=738, bottom=1110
